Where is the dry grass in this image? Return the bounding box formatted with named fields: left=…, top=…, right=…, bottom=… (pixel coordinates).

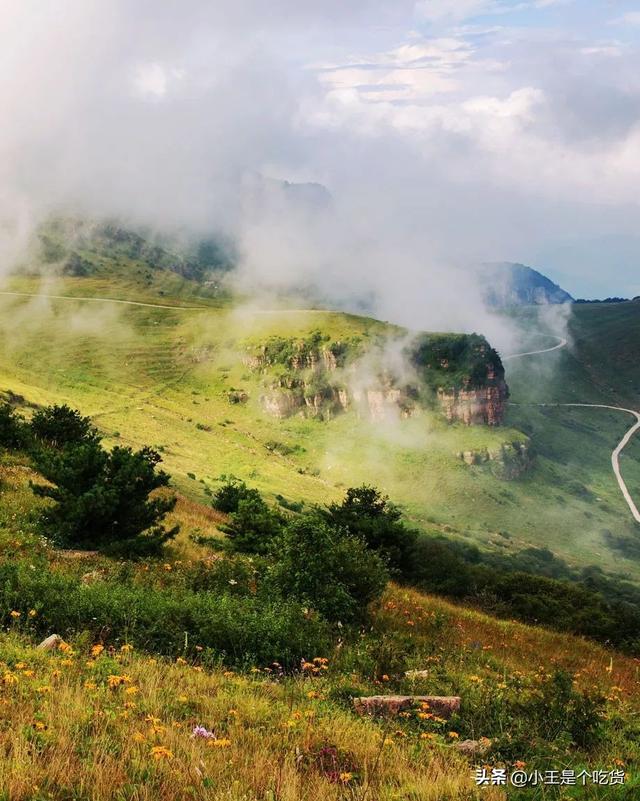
left=0, top=634, right=502, bottom=801
left=379, top=587, right=640, bottom=701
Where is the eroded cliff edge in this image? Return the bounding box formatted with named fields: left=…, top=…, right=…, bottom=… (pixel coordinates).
left=243, top=330, right=509, bottom=426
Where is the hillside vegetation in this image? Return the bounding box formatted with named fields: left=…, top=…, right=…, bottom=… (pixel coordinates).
left=5, top=412, right=640, bottom=797
left=1, top=266, right=639, bottom=584
left=1, top=242, right=640, bottom=797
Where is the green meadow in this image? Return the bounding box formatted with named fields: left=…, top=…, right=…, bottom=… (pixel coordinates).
left=1, top=267, right=639, bottom=583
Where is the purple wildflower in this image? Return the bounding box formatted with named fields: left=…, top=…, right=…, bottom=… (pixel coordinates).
left=192, top=725, right=215, bottom=739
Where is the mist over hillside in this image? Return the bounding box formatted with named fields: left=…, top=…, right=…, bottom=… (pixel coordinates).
left=481, top=262, right=574, bottom=308
left=2, top=1, right=639, bottom=344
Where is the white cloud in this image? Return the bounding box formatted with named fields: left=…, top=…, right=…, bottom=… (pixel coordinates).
left=133, top=63, right=168, bottom=98
left=0, top=0, right=639, bottom=302
left=610, top=11, right=640, bottom=26
left=415, top=0, right=496, bottom=22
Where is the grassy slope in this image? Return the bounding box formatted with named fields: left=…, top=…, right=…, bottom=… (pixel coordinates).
left=503, top=303, right=640, bottom=579
left=0, top=581, right=638, bottom=801
left=1, top=272, right=639, bottom=580
left=1, top=273, right=640, bottom=796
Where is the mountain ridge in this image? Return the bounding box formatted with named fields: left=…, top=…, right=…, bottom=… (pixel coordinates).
left=481, top=261, right=574, bottom=307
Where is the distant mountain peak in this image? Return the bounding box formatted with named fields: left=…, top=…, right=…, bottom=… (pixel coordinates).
left=480, top=262, right=574, bottom=307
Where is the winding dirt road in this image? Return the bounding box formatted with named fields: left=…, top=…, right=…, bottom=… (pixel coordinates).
left=0, top=290, right=205, bottom=310
left=505, top=336, right=640, bottom=524
left=502, top=335, right=568, bottom=361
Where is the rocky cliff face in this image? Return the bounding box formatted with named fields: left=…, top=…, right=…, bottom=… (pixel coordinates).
left=437, top=383, right=508, bottom=426
left=458, top=440, right=533, bottom=479
left=244, top=330, right=509, bottom=425
left=257, top=371, right=419, bottom=422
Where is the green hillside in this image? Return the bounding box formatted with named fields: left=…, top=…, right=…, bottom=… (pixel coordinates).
left=1, top=258, right=639, bottom=585
left=2, top=247, right=640, bottom=799
left=504, top=303, right=640, bottom=578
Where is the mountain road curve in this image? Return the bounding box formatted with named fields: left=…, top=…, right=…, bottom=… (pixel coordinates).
left=506, top=336, right=640, bottom=524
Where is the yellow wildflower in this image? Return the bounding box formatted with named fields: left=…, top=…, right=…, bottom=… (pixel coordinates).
left=150, top=745, right=173, bottom=760
left=107, top=674, right=131, bottom=688
left=9, top=610, right=20, bottom=619
left=90, top=645, right=104, bottom=658
left=339, top=772, right=353, bottom=782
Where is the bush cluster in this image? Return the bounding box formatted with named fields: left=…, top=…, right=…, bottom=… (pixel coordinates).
left=0, top=402, right=178, bottom=556
left=0, top=561, right=329, bottom=667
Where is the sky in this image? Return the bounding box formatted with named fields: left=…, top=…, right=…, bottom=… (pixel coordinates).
left=1, top=0, right=639, bottom=314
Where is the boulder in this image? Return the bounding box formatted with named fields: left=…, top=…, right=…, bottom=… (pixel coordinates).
left=455, top=738, right=492, bottom=758
left=37, top=634, right=62, bottom=651
left=352, top=695, right=460, bottom=719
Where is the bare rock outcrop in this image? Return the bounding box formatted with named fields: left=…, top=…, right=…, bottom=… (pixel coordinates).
left=352, top=695, right=460, bottom=719
left=260, top=391, right=303, bottom=419
left=458, top=440, right=533, bottom=479
left=437, top=383, right=508, bottom=426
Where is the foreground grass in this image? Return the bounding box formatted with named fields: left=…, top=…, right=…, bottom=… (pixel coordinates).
left=0, top=619, right=489, bottom=801
left=0, top=582, right=639, bottom=801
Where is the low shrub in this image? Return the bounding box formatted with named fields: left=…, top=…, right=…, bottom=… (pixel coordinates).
left=322, top=485, right=417, bottom=575
left=32, top=442, right=178, bottom=555
left=0, top=403, right=28, bottom=450
left=212, top=478, right=262, bottom=514
left=30, top=404, right=99, bottom=450
left=0, top=562, right=330, bottom=667
left=270, top=515, right=388, bottom=623
left=222, top=495, right=284, bottom=554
